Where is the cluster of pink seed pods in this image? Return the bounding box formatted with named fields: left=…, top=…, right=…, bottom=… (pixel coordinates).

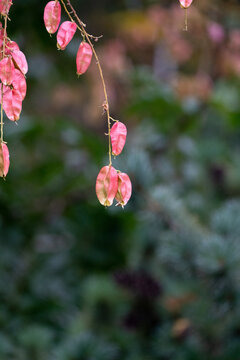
left=44, top=1, right=93, bottom=76
left=0, top=0, right=28, bottom=179
left=96, top=121, right=132, bottom=208
left=44, top=0, right=132, bottom=208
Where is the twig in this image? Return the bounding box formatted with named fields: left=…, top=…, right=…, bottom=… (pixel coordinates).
left=59, top=0, right=112, bottom=165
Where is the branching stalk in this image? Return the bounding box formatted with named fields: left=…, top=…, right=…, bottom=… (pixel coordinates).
left=59, top=0, right=112, bottom=165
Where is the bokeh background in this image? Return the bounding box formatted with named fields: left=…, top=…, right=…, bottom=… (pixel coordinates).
left=1, top=0, right=240, bottom=358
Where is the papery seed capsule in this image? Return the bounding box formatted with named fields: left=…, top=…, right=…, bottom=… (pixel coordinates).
left=76, top=42, right=93, bottom=75
left=179, top=0, right=193, bottom=8
left=0, top=57, right=14, bottom=85
left=0, top=26, right=5, bottom=48
left=57, top=21, right=77, bottom=50
left=115, top=172, right=132, bottom=208
left=110, top=121, right=127, bottom=156
left=0, top=0, right=13, bottom=16
left=44, top=0, right=61, bottom=34
left=12, top=69, right=27, bottom=101
left=5, top=40, right=19, bottom=56
left=3, top=88, right=22, bottom=121
left=96, top=165, right=118, bottom=207
left=0, top=142, right=10, bottom=178
left=11, top=50, right=28, bottom=75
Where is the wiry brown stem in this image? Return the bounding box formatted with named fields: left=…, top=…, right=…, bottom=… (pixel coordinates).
left=0, top=3, right=9, bottom=144
left=59, top=0, right=112, bottom=165
left=184, top=8, right=188, bottom=31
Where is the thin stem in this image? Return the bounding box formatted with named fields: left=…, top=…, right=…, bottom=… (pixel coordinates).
left=109, top=116, right=118, bottom=122
left=59, top=0, right=112, bottom=166
left=184, top=8, right=188, bottom=31
left=1, top=3, right=9, bottom=144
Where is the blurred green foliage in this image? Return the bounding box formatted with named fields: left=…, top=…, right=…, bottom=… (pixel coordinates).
left=1, top=0, right=240, bottom=359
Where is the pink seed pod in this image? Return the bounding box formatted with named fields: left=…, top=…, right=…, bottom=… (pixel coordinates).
left=179, top=0, right=193, bottom=8
left=110, top=121, right=127, bottom=156
left=0, top=0, right=13, bottom=16
left=96, top=165, right=118, bottom=207
left=44, top=1, right=61, bottom=34
left=0, top=26, right=5, bottom=48
left=76, top=42, right=93, bottom=75
left=11, top=50, right=28, bottom=75
left=57, top=21, right=77, bottom=50
left=5, top=40, right=19, bottom=56
left=0, top=142, right=10, bottom=178
left=0, top=56, right=14, bottom=85
left=12, top=69, right=27, bottom=101
left=3, top=88, right=22, bottom=121
left=115, top=172, right=132, bottom=208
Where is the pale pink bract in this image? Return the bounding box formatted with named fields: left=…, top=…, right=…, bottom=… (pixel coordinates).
left=110, top=121, right=127, bottom=156
left=115, top=172, right=132, bottom=207
left=57, top=21, right=77, bottom=50
left=12, top=69, right=27, bottom=101
left=96, top=165, right=118, bottom=207
left=0, top=0, right=12, bottom=16
left=0, top=142, right=10, bottom=177
left=0, top=57, right=14, bottom=85
left=179, top=0, right=193, bottom=8
left=44, top=1, right=61, bottom=34
left=76, top=42, right=93, bottom=75
left=3, top=88, right=22, bottom=121
left=5, top=40, right=19, bottom=56
left=11, top=50, right=28, bottom=75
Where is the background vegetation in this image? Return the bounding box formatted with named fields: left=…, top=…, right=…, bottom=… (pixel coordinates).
left=1, top=0, right=240, bottom=358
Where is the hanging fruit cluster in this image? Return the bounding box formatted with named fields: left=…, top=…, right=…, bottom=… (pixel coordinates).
left=96, top=121, right=132, bottom=208
left=44, top=0, right=132, bottom=208
left=44, top=1, right=93, bottom=77
left=0, top=0, right=28, bottom=179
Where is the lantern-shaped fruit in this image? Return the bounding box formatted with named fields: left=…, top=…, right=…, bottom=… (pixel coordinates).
left=179, top=0, right=193, bottom=8
left=3, top=88, right=22, bottom=121
left=44, top=1, right=61, bottom=34
left=110, top=121, right=127, bottom=156
left=57, top=21, right=77, bottom=50
left=115, top=172, right=132, bottom=207
left=96, top=165, right=118, bottom=207
left=11, top=50, right=28, bottom=75
left=0, top=0, right=12, bottom=16
left=76, top=41, right=93, bottom=75
left=0, top=142, right=10, bottom=178
left=0, top=57, right=14, bottom=85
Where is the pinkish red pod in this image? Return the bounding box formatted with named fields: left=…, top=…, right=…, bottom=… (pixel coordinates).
left=96, top=165, right=118, bottom=207
left=3, top=88, right=22, bottom=121
left=0, top=57, right=14, bottom=85
left=11, top=50, right=28, bottom=75
left=44, top=0, right=61, bottom=34
left=12, top=69, right=27, bottom=101
left=5, top=40, right=19, bottom=56
left=115, top=172, right=132, bottom=207
left=179, top=0, right=193, bottom=8
left=110, top=121, right=127, bottom=156
left=0, top=142, right=10, bottom=178
left=0, top=0, right=13, bottom=16
left=57, top=21, right=77, bottom=50
left=76, top=41, right=93, bottom=75
left=0, top=25, right=5, bottom=48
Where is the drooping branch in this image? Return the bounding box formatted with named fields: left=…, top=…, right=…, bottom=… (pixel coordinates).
left=44, top=0, right=132, bottom=207
left=59, top=0, right=112, bottom=166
